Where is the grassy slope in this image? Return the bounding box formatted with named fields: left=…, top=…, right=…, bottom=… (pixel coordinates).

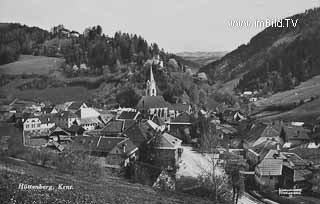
left=0, top=55, right=64, bottom=75
left=0, top=157, right=212, bottom=204
left=254, top=75, right=320, bottom=122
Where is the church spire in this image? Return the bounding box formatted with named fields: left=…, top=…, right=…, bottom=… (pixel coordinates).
left=146, top=66, right=157, bottom=96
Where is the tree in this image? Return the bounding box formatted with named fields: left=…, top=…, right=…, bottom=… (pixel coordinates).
left=115, top=87, right=140, bottom=108
left=224, top=152, right=248, bottom=204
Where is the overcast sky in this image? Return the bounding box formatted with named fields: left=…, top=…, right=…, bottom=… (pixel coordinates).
left=1, top=0, right=319, bottom=52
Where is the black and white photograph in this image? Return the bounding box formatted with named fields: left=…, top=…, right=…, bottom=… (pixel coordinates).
left=1, top=0, right=320, bottom=203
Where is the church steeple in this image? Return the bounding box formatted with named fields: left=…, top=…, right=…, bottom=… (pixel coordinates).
left=146, top=66, right=157, bottom=96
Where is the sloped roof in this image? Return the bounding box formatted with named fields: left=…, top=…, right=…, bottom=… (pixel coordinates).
left=102, top=120, right=124, bottom=134
left=257, top=158, right=283, bottom=176
left=294, top=169, right=312, bottom=182
left=66, top=124, right=85, bottom=134
left=118, top=111, right=139, bottom=120
left=152, top=115, right=164, bottom=126
left=57, top=111, right=78, bottom=119
left=111, top=138, right=138, bottom=155
left=171, top=112, right=192, bottom=124
left=283, top=125, right=310, bottom=141
left=72, top=136, right=125, bottom=153
left=49, top=126, right=70, bottom=136
left=123, top=123, right=151, bottom=146
left=261, top=125, right=279, bottom=138
left=156, top=133, right=182, bottom=149
left=136, top=96, right=169, bottom=109
left=79, top=117, right=101, bottom=125
left=171, top=103, right=190, bottom=112
left=68, top=101, right=87, bottom=110
left=38, top=114, right=55, bottom=123
left=282, top=152, right=309, bottom=168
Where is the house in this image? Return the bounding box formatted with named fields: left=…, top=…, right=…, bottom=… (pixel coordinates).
left=53, top=111, right=79, bottom=128
left=41, top=106, right=58, bottom=114
left=281, top=125, right=311, bottom=149
left=101, top=120, right=135, bottom=137
left=79, top=117, right=102, bottom=131
left=255, top=157, right=283, bottom=191
left=169, top=103, right=191, bottom=118
left=167, top=112, right=193, bottom=142
left=153, top=132, right=183, bottom=169
left=65, top=124, right=85, bottom=136
left=23, top=114, right=55, bottom=133
left=244, top=123, right=282, bottom=149
left=71, top=136, right=138, bottom=167
left=122, top=123, right=153, bottom=147
left=136, top=66, right=170, bottom=121
left=117, top=111, right=140, bottom=121
left=255, top=149, right=312, bottom=192
left=68, top=102, right=88, bottom=113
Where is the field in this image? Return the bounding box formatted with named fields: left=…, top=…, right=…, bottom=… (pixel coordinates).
left=253, top=75, right=320, bottom=122
left=0, top=55, right=64, bottom=75
left=255, top=75, right=320, bottom=106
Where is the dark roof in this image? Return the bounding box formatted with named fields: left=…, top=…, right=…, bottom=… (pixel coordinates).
left=68, top=102, right=86, bottom=110
left=0, top=105, right=14, bottom=112
left=171, top=112, right=192, bottom=124
left=38, top=114, right=55, bottom=123
left=112, top=138, right=137, bottom=155
left=283, top=125, right=310, bottom=141
left=123, top=120, right=136, bottom=131
left=136, top=96, right=169, bottom=109
left=152, top=115, right=164, bottom=126
left=72, top=136, right=125, bottom=153
left=123, top=123, right=151, bottom=146
left=42, top=106, right=56, bottom=113
left=118, top=111, right=139, bottom=120
left=171, top=103, right=189, bottom=112
left=66, top=125, right=85, bottom=134
left=156, top=133, right=181, bottom=149
left=102, top=120, right=124, bottom=134
left=282, top=152, right=309, bottom=168
left=57, top=111, right=78, bottom=119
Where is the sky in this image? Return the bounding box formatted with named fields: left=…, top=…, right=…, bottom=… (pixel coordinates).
left=1, top=0, right=320, bottom=53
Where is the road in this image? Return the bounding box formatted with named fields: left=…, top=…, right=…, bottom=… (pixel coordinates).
left=176, top=145, right=224, bottom=178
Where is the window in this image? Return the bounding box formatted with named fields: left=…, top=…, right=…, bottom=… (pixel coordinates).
left=26, top=124, right=29, bottom=128
left=37, top=124, right=40, bottom=128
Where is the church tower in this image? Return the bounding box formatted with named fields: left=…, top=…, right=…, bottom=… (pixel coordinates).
left=146, top=66, right=157, bottom=96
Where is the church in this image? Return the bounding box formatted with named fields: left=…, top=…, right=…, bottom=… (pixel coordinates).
left=136, top=66, right=170, bottom=121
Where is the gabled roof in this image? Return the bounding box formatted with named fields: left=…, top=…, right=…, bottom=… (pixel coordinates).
left=152, top=115, right=164, bottom=126
left=110, top=138, right=138, bottom=155
left=38, top=114, right=55, bottom=124
left=118, top=111, right=139, bottom=120
left=281, top=152, right=309, bottom=168
left=49, top=126, right=70, bottom=136
left=261, top=125, right=280, bottom=138
left=170, top=112, right=192, bottom=124
left=283, top=125, right=310, bottom=141
left=66, top=124, right=85, bottom=134
left=171, top=103, right=190, bottom=112
left=136, top=96, right=169, bottom=109
left=257, top=158, right=283, bottom=176
left=155, top=133, right=182, bottom=149
left=123, top=123, right=151, bottom=146
left=68, top=101, right=87, bottom=110
left=72, top=136, right=125, bottom=153
left=57, top=111, right=78, bottom=119
left=102, top=120, right=124, bottom=134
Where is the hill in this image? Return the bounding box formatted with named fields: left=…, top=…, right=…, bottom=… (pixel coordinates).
left=0, top=55, right=64, bottom=75
left=176, top=51, right=226, bottom=67
left=199, top=7, right=320, bottom=95
left=0, top=157, right=212, bottom=204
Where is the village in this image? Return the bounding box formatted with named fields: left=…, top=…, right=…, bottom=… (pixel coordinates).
left=1, top=59, right=320, bottom=204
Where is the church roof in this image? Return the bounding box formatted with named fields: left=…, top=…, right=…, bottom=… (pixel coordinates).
left=136, top=96, right=170, bottom=109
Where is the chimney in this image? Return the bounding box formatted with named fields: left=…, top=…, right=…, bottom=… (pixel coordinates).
left=276, top=143, right=281, bottom=155
left=122, top=144, right=126, bottom=153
